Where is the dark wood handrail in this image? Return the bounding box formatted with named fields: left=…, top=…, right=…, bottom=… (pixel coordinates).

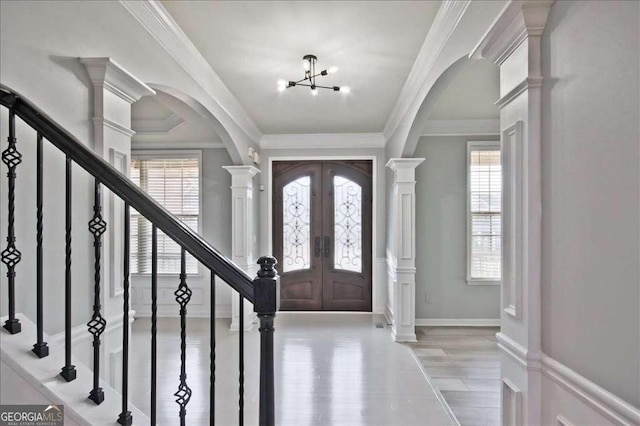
left=0, top=87, right=255, bottom=301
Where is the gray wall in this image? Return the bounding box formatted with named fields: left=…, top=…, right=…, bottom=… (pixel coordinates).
left=541, top=0, right=640, bottom=406
left=414, top=135, right=500, bottom=320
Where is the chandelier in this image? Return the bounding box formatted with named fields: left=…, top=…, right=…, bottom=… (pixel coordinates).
left=278, top=54, right=350, bottom=96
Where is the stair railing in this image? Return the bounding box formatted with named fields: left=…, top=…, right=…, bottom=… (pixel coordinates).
left=0, top=87, right=279, bottom=426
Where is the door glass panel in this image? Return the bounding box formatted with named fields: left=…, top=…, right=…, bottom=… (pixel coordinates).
left=282, top=176, right=311, bottom=272
left=334, top=176, right=362, bottom=273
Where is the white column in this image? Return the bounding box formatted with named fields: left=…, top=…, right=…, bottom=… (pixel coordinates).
left=470, top=2, right=552, bottom=424
left=386, top=158, right=424, bottom=342
left=80, top=57, right=155, bottom=387
left=223, top=165, right=260, bottom=331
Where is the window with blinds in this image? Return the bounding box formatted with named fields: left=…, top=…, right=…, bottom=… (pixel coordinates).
left=467, top=143, right=502, bottom=282
left=130, top=155, right=200, bottom=274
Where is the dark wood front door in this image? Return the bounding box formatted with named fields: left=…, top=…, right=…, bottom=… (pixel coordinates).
left=273, top=160, right=372, bottom=311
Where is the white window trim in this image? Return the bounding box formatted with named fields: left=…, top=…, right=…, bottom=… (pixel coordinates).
left=466, top=140, right=501, bottom=285
left=130, top=149, right=204, bottom=277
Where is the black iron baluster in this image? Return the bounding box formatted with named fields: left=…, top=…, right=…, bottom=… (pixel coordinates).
left=87, top=180, right=107, bottom=404
left=117, top=203, right=132, bottom=426
left=254, top=256, right=279, bottom=426
left=32, top=133, right=48, bottom=357
left=60, top=156, right=76, bottom=382
left=210, top=272, right=216, bottom=426
left=239, top=294, right=244, bottom=426
left=1, top=109, right=22, bottom=335
left=174, top=247, right=192, bottom=426
left=151, top=225, right=158, bottom=426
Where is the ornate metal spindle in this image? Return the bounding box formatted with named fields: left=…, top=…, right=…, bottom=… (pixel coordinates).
left=117, top=203, right=132, bottom=426
left=254, top=256, right=279, bottom=426
left=32, top=133, right=48, bottom=357
left=2, top=109, right=22, bottom=334
left=174, top=247, right=192, bottom=426
left=87, top=180, right=107, bottom=404
left=151, top=225, right=158, bottom=426
left=210, top=272, right=216, bottom=426
left=60, top=156, right=76, bottom=382
left=239, top=294, right=244, bottom=425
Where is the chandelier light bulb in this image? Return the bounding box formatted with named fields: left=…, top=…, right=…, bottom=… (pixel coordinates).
left=277, top=85, right=286, bottom=92
left=303, top=59, right=311, bottom=71
left=329, top=66, right=338, bottom=74
left=311, top=88, right=318, bottom=96
left=340, top=86, right=351, bottom=94
left=277, top=79, right=287, bottom=87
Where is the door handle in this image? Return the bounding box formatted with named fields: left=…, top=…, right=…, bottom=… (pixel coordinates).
left=314, top=236, right=321, bottom=257
left=324, top=236, right=330, bottom=258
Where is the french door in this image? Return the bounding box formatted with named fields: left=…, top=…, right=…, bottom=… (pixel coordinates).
left=273, top=160, right=372, bottom=311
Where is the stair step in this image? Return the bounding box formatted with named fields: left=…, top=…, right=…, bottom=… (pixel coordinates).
left=1, top=313, right=149, bottom=426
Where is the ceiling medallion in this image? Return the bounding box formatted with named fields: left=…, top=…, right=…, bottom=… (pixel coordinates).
left=278, top=54, right=350, bottom=96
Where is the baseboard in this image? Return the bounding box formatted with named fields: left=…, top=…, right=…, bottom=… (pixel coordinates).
left=415, top=318, right=500, bottom=327
left=541, top=353, right=640, bottom=425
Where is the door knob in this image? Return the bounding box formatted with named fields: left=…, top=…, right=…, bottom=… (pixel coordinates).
left=314, top=236, right=321, bottom=257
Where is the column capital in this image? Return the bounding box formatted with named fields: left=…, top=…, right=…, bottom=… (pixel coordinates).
left=223, top=165, right=261, bottom=178
left=223, top=165, right=261, bottom=189
left=80, top=57, right=156, bottom=104
left=386, top=158, right=425, bottom=183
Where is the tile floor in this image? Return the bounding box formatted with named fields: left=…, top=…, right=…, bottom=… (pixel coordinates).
left=129, top=313, right=455, bottom=425
left=409, top=327, right=501, bottom=426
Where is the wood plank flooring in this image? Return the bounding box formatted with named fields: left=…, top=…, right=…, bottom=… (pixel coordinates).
left=129, top=313, right=455, bottom=425
left=409, top=327, right=501, bottom=426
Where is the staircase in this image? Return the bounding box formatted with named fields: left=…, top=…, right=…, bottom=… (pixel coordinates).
left=0, top=86, right=279, bottom=425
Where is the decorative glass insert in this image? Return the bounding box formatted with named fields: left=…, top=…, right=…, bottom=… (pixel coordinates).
left=282, top=176, right=311, bottom=272
left=334, top=176, right=362, bottom=273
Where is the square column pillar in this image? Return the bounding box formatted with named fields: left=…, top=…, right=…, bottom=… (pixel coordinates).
left=223, top=165, right=261, bottom=331
left=386, top=158, right=424, bottom=342
left=471, top=2, right=553, bottom=424
left=80, top=57, right=155, bottom=386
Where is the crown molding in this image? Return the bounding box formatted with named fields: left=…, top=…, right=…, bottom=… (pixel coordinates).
left=382, top=0, right=472, bottom=141
left=131, top=113, right=185, bottom=135
left=131, top=140, right=225, bottom=150
left=80, top=57, right=156, bottom=103
left=260, top=133, right=386, bottom=150
left=470, top=0, right=554, bottom=64
left=421, top=119, right=500, bottom=137
left=119, top=0, right=262, bottom=142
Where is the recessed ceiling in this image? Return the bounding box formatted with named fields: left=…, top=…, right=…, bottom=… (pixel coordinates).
left=132, top=93, right=222, bottom=145
left=161, top=1, right=442, bottom=134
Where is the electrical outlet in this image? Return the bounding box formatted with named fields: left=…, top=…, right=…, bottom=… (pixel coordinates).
left=425, top=292, right=433, bottom=304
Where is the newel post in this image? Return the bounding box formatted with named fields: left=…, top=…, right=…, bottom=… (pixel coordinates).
left=253, top=256, right=279, bottom=426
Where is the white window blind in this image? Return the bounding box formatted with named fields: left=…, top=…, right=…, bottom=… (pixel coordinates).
left=130, top=156, right=200, bottom=274
left=468, top=144, right=501, bottom=281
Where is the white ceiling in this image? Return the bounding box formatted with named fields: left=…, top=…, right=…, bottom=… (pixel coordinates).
left=160, top=0, right=441, bottom=134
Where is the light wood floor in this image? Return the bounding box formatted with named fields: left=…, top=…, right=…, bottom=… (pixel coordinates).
left=409, top=327, right=501, bottom=426
left=129, top=313, right=455, bottom=425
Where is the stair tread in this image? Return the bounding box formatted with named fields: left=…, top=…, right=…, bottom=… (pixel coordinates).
left=1, top=313, right=150, bottom=426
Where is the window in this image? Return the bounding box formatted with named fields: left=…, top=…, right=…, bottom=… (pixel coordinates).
left=130, top=153, right=200, bottom=274
left=467, top=141, right=501, bottom=283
